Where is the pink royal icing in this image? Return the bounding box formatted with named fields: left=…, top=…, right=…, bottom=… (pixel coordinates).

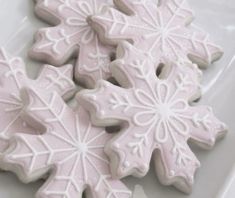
left=3, top=87, right=131, bottom=198
left=30, top=0, right=115, bottom=88
left=0, top=48, right=75, bottom=153
left=90, top=0, right=223, bottom=68
left=77, top=42, right=227, bottom=194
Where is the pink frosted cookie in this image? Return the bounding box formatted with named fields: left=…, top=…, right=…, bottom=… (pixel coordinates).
left=30, top=0, right=115, bottom=88
left=89, top=0, right=223, bottom=68
left=77, top=42, right=227, bottom=194
left=3, top=87, right=131, bottom=198
left=0, top=48, right=75, bottom=153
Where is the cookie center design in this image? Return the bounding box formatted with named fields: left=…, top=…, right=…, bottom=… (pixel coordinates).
left=76, top=142, right=88, bottom=153
left=159, top=27, right=168, bottom=39
left=61, top=1, right=102, bottom=44
left=157, top=103, right=172, bottom=120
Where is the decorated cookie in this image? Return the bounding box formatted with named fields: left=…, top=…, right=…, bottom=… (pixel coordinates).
left=0, top=48, right=75, bottom=153
left=89, top=0, right=223, bottom=68
left=3, top=87, right=131, bottom=198
left=77, top=42, right=227, bottom=194
left=30, top=0, right=115, bottom=88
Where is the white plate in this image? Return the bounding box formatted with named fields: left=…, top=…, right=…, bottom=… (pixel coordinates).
left=0, top=0, right=235, bottom=197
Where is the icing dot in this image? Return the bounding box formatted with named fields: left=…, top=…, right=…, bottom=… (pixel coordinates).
left=99, top=110, right=105, bottom=116
left=124, top=161, right=130, bottom=168
left=22, top=122, right=27, bottom=127
left=170, top=170, right=175, bottom=176
left=113, top=143, right=120, bottom=149
left=76, top=143, right=88, bottom=153
left=158, top=103, right=172, bottom=119
left=89, top=95, right=96, bottom=101
left=102, top=81, right=110, bottom=88
left=141, top=164, right=148, bottom=172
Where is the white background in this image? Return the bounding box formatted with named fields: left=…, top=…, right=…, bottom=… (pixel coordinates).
left=0, top=0, right=235, bottom=197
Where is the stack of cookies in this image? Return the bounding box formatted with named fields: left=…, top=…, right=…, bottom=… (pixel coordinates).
left=0, top=0, right=227, bottom=197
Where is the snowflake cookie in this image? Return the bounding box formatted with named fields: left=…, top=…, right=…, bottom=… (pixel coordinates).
left=89, top=0, right=223, bottom=68
left=77, top=42, right=227, bottom=194
left=30, top=0, right=115, bottom=88
left=0, top=48, right=75, bottom=153
left=3, top=87, right=131, bottom=198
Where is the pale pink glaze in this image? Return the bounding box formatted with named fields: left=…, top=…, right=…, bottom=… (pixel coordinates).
left=90, top=0, right=223, bottom=68
left=77, top=42, right=227, bottom=194
left=30, top=0, right=115, bottom=88
left=3, top=87, right=131, bottom=198
left=0, top=48, right=75, bottom=153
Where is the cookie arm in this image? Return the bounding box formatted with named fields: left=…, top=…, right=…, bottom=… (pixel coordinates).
left=30, top=26, right=79, bottom=65
left=35, top=64, right=75, bottom=100
left=111, top=41, right=159, bottom=88
left=37, top=164, right=84, bottom=198
left=77, top=80, right=139, bottom=127
left=3, top=134, right=57, bottom=182
left=91, top=0, right=151, bottom=46
left=105, top=128, right=154, bottom=179
left=165, top=60, right=202, bottom=102
left=75, top=37, right=114, bottom=88
left=0, top=91, right=36, bottom=141
left=90, top=0, right=194, bottom=47
left=22, top=86, right=77, bottom=134
left=89, top=7, right=142, bottom=46
left=113, top=41, right=201, bottom=100
left=34, top=0, right=63, bottom=25
left=186, top=25, right=223, bottom=68
left=187, top=105, right=227, bottom=149
left=158, top=0, right=222, bottom=67
left=2, top=87, right=78, bottom=182
left=0, top=48, right=27, bottom=90
left=154, top=139, right=200, bottom=194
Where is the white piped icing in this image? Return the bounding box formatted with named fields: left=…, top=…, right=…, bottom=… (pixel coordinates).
left=4, top=87, right=131, bottom=198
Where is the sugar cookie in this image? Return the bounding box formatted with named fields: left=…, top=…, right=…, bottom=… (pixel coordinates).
left=3, top=87, right=131, bottom=198
left=78, top=42, right=227, bottom=194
